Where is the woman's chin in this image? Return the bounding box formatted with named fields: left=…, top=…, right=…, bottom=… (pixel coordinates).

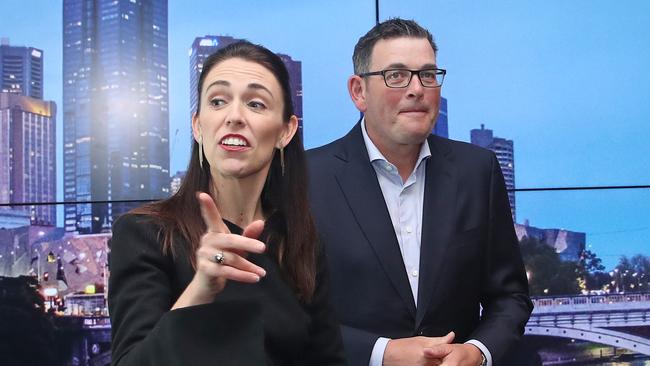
left=214, top=165, right=263, bottom=180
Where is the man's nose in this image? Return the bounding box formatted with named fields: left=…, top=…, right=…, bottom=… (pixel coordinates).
left=406, top=74, right=425, bottom=97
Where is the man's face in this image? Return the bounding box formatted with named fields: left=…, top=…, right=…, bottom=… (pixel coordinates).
left=355, top=37, right=441, bottom=151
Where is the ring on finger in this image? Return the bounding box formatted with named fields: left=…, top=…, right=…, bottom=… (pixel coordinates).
left=213, top=251, right=226, bottom=265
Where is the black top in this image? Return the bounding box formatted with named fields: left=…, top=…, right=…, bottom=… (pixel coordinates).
left=108, top=214, right=346, bottom=366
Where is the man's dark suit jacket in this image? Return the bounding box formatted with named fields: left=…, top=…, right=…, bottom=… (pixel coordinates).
left=307, top=123, right=533, bottom=365
left=108, top=214, right=345, bottom=366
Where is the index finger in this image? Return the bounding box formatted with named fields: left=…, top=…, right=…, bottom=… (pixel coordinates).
left=196, top=192, right=230, bottom=233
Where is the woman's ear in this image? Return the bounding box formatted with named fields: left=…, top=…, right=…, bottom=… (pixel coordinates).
left=279, top=115, right=299, bottom=148
left=191, top=112, right=201, bottom=142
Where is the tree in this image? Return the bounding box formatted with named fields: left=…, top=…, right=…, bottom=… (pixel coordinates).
left=0, top=276, right=61, bottom=366
left=577, top=249, right=608, bottom=291
left=520, top=236, right=580, bottom=296
left=614, top=254, right=650, bottom=293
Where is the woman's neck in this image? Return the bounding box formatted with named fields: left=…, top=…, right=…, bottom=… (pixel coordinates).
left=210, top=171, right=267, bottom=228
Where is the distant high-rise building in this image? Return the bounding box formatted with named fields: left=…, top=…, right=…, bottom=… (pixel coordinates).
left=0, top=40, right=43, bottom=99
left=189, top=35, right=304, bottom=137
left=63, top=0, right=169, bottom=233
left=170, top=170, right=185, bottom=194
left=277, top=53, right=303, bottom=138
left=470, top=124, right=516, bottom=221
left=432, top=96, right=448, bottom=138
left=515, top=220, right=586, bottom=262
left=0, top=93, right=56, bottom=225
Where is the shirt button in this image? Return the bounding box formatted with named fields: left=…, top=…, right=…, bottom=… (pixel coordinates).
left=405, top=225, right=413, bottom=233
left=411, top=269, right=419, bottom=277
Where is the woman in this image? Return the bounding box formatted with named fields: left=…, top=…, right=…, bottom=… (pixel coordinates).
left=108, top=41, right=345, bottom=365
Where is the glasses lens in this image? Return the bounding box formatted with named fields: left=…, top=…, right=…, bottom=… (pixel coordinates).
left=419, top=70, right=443, bottom=87
left=384, top=69, right=411, bottom=87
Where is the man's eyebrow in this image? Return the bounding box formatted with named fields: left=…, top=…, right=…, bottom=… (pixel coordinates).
left=384, top=63, right=438, bottom=69
left=385, top=63, right=408, bottom=69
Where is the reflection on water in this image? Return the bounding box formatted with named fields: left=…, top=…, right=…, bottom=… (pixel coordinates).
left=542, top=354, right=650, bottom=365
left=587, top=361, right=650, bottom=366
left=530, top=335, right=650, bottom=366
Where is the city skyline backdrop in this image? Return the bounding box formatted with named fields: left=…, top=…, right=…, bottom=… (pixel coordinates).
left=1, top=0, right=648, bottom=269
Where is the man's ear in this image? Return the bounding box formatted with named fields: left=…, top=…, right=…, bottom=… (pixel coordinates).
left=191, top=112, right=201, bottom=142
left=348, top=75, right=367, bottom=112
left=279, top=115, right=299, bottom=148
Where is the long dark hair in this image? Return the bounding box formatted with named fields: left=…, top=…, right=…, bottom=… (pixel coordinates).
left=132, top=41, right=316, bottom=302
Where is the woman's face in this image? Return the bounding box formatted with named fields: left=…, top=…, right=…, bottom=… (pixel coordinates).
left=192, top=58, right=297, bottom=181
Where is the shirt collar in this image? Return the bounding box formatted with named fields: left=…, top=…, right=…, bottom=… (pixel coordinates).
left=361, top=117, right=431, bottom=169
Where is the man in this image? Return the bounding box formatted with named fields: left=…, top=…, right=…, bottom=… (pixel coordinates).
left=307, top=18, right=533, bottom=366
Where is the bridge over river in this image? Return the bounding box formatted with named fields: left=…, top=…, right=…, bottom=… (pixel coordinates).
left=526, top=292, right=650, bottom=355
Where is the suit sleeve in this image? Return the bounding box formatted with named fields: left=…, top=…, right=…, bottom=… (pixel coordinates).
left=108, top=214, right=266, bottom=366
left=469, top=154, right=534, bottom=362
left=302, top=245, right=348, bottom=365
left=340, top=325, right=382, bottom=366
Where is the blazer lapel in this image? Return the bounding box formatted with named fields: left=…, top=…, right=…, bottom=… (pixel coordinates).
left=415, top=136, right=457, bottom=328
left=333, top=124, right=417, bottom=317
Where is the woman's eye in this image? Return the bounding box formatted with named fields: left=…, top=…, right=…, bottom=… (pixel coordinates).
left=248, top=101, right=266, bottom=110
left=209, top=98, right=226, bottom=107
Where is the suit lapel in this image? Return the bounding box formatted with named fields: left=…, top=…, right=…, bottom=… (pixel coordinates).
left=333, top=124, right=417, bottom=317
left=415, top=136, right=457, bottom=328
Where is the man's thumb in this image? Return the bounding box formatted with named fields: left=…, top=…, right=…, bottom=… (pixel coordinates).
left=441, top=331, right=455, bottom=344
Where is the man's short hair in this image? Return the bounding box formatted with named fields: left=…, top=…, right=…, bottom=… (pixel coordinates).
left=353, top=18, right=438, bottom=75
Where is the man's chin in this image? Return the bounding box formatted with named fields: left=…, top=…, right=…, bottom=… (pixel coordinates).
left=394, top=131, right=431, bottom=146
left=395, top=119, right=434, bottom=137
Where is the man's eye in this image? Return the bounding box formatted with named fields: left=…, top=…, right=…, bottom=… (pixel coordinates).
left=420, top=71, right=436, bottom=80
left=386, top=71, right=406, bottom=80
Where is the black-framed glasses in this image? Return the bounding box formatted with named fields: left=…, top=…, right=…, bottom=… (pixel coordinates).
left=358, top=68, right=446, bottom=88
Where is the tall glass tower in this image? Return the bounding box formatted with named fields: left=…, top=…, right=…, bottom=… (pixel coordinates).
left=189, top=36, right=240, bottom=117
left=63, top=0, right=169, bottom=233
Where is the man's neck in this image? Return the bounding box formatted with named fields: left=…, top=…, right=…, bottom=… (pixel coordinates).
left=377, top=141, right=421, bottom=183
left=363, top=122, right=424, bottom=182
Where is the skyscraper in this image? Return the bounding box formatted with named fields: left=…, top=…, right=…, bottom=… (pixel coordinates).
left=169, top=170, right=185, bottom=194
left=277, top=53, right=303, bottom=138
left=63, top=0, right=169, bottom=233
left=0, top=40, right=43, bottom=99
left=0, top=93, right=56, bottom=225
left=470, top=124, right=516, bottom=221
left=189, top=35, right=304, bottom=136
left=432, top=96, right=448, bottom=138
